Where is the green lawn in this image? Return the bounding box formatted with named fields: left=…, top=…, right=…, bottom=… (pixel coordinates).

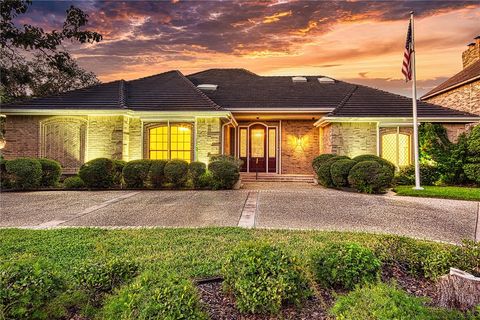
left=394, top=185, right=480, bottom=201
left=0, top=228, right=449, bottom=279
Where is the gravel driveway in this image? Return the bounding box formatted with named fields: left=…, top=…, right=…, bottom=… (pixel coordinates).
left=1, top=183, right=478, bottom=243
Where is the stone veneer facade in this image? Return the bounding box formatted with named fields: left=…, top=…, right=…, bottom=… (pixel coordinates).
left=280, top=120, right=319, bottom=174
left=424, top=79, right=480, bottom=116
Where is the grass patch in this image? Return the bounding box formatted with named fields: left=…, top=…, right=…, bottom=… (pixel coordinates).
left=394, top=185, right=480, bottom=201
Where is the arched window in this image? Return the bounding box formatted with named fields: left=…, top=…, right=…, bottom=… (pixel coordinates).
left=147, top=123, right=192, bottom=162
left=381, top=132, right=411, bottom=168
left=40, top=117, right=86, bottom=173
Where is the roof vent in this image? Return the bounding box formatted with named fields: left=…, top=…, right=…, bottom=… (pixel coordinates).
left=292, top=76, right=307, bottom=83
left=197, top=84, right=218, bottom=91
left=318, top=77, right=335, bottom=84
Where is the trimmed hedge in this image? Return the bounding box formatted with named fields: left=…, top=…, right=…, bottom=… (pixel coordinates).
left=223, top=242, right=311, bottom=314
left=101, top=271, right=207, bottom=320
left=63, top=176, right=85, bottom=189
left=122, top=160, right=152, bottom=188
left=38, top=158, right=62, bottom=187
left=312, top=243, right=381, bottom=290
left=396, top=164, right=440, bottom=186
left=0, top=158, right=12, bottom=189
left=149, top=160, right=168, bottom=188
left=188, top=161, right=207, bottom=189
left=209, top=154, right=243, bottom=169
left=312, top=154, right=336, bottom=172
left=316, top=156, right=350, bottom=187
left=5, top=157, right=42, bottom=190
left=112, top=160, right=126, bottom=187
left=348, top=160, right=394, bottom=193
left=330, top=159, right=357, bottom=187
left=353, top=154, right=396, bottom=175
left=164, top=160, right=189, bottom=188
left=208, top=160, right=239, bottom=189
left=79, top=158, right=115, bottom=189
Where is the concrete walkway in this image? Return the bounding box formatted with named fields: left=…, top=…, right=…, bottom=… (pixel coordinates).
left=0, top=182, right=478, bottom=243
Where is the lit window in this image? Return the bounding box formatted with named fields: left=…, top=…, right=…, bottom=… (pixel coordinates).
left=148, top=124, right=192, bottom=162
left=268, top=128, right=276, bottom=158
left=382, top=132, right=411, bottom=168
left=240, top=128, right=247, bottom=158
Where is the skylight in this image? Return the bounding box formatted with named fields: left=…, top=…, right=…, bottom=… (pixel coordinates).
left=197, top=84, right=218, bottom=91
left=318, top=77, right=335, bottom=84
left=292, top=76, right=307, bottom=83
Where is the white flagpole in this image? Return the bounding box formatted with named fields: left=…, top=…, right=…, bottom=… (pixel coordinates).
left=410, top=11, right=423, bottom=190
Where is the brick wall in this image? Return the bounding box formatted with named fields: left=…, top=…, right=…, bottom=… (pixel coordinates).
left=281, top=120, right=318, bottom=174
left=2, top=115, right=46, bottom=159
left=330, top=122, right=377, bottom=157
left=196, top=117, right=221, bottom=164
left=86, top=116, right=124, bottom=161
left=442, top=123, right=469, bottom=143
left=425, top=79, right=480, bottom=116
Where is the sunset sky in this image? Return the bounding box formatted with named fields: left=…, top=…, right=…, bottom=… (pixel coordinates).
left=20, top=0, right=480, bottom=97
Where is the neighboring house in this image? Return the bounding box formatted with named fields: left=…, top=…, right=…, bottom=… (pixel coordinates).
left=1, top=69, right=478, bottom=175
left=422, top=36, right=480, bottom=117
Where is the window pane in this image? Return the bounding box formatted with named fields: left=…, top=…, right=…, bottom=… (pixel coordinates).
left=382, top=133, right=397, bottom=166
left=149, top=125, right=168, bottom=160
left=398, top=134, right=411, bottom=167
left=240, top=129, right=247, bottom=158
left=251, top=128, right=265, bottom=158
left=170, top=124, right=192, bottom=162
left=268, top=128, right=276, bottom=158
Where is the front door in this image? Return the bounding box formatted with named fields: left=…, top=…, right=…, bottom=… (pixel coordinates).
left=249, top=124, right=267, bottom=172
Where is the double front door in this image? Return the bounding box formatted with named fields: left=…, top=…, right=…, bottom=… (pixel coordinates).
left=239, top=124, right=277, bottom=173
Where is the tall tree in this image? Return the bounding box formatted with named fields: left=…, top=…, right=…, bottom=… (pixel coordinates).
left=0, top=0, right=102, bottom=102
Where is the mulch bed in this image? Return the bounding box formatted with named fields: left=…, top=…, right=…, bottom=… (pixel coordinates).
left=197, top=264, right=439, bottom=320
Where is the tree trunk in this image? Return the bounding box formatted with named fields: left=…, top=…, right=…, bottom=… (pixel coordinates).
left=436, top=268, right=480, bottom=311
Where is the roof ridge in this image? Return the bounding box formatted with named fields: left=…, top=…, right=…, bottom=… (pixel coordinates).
left=173, top=70, right=223, bottom=111
left=118, top=80, right=128, bottom=109
left=332, top=84, right=358, bottom=115
left=187, top=68, right=258, bottom=77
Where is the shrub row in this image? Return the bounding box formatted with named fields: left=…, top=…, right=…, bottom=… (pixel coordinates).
left=0, top=157, right=61, bottom=190
left=78, top=157, right=240, bottom=190
left=313, top=154, right=395, bottom=193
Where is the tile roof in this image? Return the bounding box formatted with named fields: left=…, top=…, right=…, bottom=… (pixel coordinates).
left=1, top=70, right=221, bottom=111
left=421, top=60, right=480, bottom=99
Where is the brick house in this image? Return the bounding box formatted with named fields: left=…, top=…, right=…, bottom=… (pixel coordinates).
left=421, top=36, right=480, bottom=116
left=1, top=69, right=478, bottom=174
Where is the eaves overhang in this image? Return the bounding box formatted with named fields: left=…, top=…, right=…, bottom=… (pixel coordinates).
left=314, top=116, right=480, bottom=127
left=227, top=107, right=334, bottom=113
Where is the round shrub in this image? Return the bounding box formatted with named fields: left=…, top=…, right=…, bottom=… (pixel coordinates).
left=38, top=158, right=62, bottom=187
left=331, top=159, right=357, bottom=187
left=312, top=153, right=336, bottom=172
left=0, top=258, right=64, bottom=319
left=396, top=164, right=440, bottom=186
left=330, top=282, right=431, bottom=320
left=189, top=161, right=206, bottom=189
left=149, top=160, right=168, bottom=188
left=0, top=158, right=12, bottom=189
left=79, top=158, right=115, bottom=189
left=5, top=157, right=42, bottom=190
left=348, top=160, right=394, bottom=193
left=197, top=171, right=214, bottom=189
left=312, top=242, right=381, bottom=290
left=164, top=159, right=189, bottom=188
left=101, top=271, right=207, bottom=320
left=222, top=242, right=311, bottom=314
left=209, top=154, right=243, bottom=169
left=73, top=258, right=139, bottom=303
left=463, top=163, right=480, bottom=184
left=316, top=156, right=349, bottom=187
left=63, top=176, right=85, bottom=189
left=208, top=160, right=240, bottom=189
left=353, top=154, right=396, bottom=175
left=112, top=160, right=126, bottom=187
left=122, top=160, right=152, bottom=188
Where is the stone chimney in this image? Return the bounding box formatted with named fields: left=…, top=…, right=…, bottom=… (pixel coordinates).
left=462, top=36, right=480, bottom=68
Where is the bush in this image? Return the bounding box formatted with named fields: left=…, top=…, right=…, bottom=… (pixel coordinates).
left=149, top=160, right=168, bottom=188
left=197, top=171, right=214, bottom=189
left=330, top=159, right=357, bottom=187
left=312, top=243, right=381, bottom=290
left=208, top=160, right=240, bottom=189
left=348, top=160, right=394, bottom=193
left=222, top=242, right=311, bottom=314
left=396, top=164, right=441, bottom=186
left=164, top=159, right=189, bottom=188
left=112, top=160, right=126, bottom=187
left=73, top=258, right=139, bottom=303
left=209, top=154, right=243, bottom=169
left=188, top=161, right=206, bottom=189
left=79, top=158, right=115, bottom=189
left=122, top=160, right=152, bottom=188
left=101, top=271, right=207, bottom=320
left=63, top=176, right=85, bottom=189
left=330, top=283, right=432, bottom=320
left=0, top=258, right=64, bottom=319
left=0, top=158, right=12, bottom=189
left=5, top=157, right=42, bottom=190
left=38, top=158, right=62, bottom=187
left=312, top=154, right=337, bottom=172
left=353, top=154, right=396, bottom=175
left=316, top=156, right=350, bottom=187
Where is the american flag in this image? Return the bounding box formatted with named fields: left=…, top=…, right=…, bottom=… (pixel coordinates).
left=402, top=20, right=413, bottom=82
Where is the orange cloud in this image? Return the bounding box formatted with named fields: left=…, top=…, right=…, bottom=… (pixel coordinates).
left=263, top=11, right=292, bottom=24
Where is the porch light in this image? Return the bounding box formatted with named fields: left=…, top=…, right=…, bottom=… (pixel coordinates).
left=296, top=136, right=304, bottom=147
left=178, top=125, right=190, bottom=132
